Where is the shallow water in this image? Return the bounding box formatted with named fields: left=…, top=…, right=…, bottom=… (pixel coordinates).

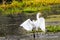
left=0, top=17, right=60, bottom=40
left=24, top=33, right=60, bottom=40
left=0, top=32, right=60, bottom=40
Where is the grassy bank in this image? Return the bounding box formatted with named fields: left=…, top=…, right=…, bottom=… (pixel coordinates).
left=0, top=1, right=60, bottom=16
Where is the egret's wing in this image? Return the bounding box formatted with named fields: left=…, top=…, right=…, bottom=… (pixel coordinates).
left=20, top=19, right=33, bottom=31
left=38, top=17, right=45, bottom=32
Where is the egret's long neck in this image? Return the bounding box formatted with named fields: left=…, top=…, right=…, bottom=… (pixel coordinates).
left=36, top=13, right=40, bottom=20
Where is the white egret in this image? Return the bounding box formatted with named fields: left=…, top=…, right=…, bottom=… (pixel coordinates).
left=20, top=12, right=45, bottom=32
left=20, top=12, right=45, bottom=39
left=36, top=12, right=45, bottom=32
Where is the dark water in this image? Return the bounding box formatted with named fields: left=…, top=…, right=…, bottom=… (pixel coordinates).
left=0, top=32, right=60, bottom=40
left=0, top=16, right=60, bottom=40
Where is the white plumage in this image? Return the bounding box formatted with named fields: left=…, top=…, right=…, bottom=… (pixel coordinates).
left=36, top=13, right=45, bottom=32
left=37, top=17, right=45, bottom=32
left=20, top=19, right=33, bottom=31
left=20, top=12, right=45, bottom=32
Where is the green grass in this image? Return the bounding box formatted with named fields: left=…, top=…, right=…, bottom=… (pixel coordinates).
left=0, top=3, right=60, bottom=16
left=46, top=25, right=60, bottom=32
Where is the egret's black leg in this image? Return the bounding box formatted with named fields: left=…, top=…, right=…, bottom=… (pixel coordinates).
left=33, top=33, right=35, bottom=40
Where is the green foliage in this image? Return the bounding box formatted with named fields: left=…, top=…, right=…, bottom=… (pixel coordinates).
left=0, top=8, right=4, bottom=15
left=46, top=25, right=60, bottom=32
left=23, top=7, right=38, bottom=13
left=0, top=1, right=60, bottom=17
left=2, top=8, right=22, bottom=15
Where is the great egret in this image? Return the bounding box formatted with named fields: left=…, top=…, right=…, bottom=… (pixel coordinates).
left=20, top=12, right=45, bottom=32
left=36, top=12, right=45, bottom=32
left=20, top=12, right=45, bottom=39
